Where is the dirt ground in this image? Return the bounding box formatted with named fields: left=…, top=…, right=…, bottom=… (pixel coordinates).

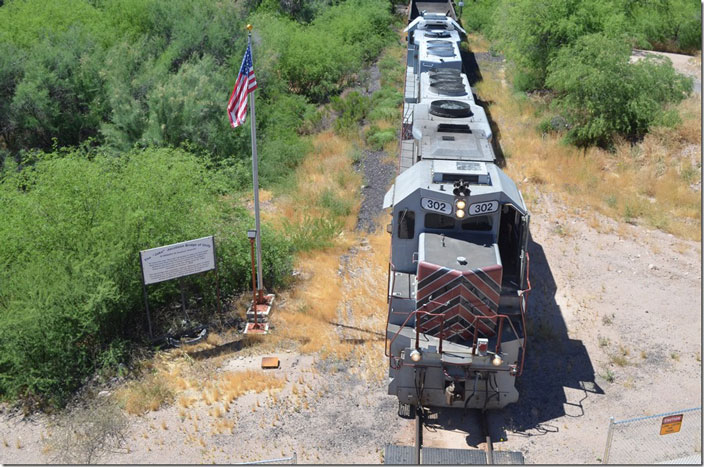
left=1, top=43, right=701, bottom=467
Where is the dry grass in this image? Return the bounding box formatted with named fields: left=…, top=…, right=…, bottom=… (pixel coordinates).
left=45, top=398, right=128, bottom=464
left=219, top=370, right=285, bottom=403
left=116, top=373, right=175, bottom=415
left=265, top=131, right=362, bottom=234
left=610, top=345, right=630, bottom=367
left=466, top=33, right=491, bottom=53
left=474, top=65, right=701, bottom=241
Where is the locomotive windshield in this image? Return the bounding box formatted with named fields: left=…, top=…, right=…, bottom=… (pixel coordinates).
left=461, top=215, right=492, bottom=231
left=424, top=213, right=494, bottom=231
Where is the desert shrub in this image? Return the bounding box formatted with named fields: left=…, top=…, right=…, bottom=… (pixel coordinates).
left=365, top=125, right=396, bottom=150
left=116, top=373, right=174, bottom=414
left=459, top=0, right=500, bottom=34
left=368, top=87, right=402, bottom=122
left=378, top=53, right=404, bottom=89
left=623, top=0, right=702, bottom=53
left=140, top=55, right=244, bottom=158
left=0, top=148, right=292, bottom=404
left=546, top=33, right=692, bottom=147
left=46, top=397, right=128, bottom=463
left=319, top=188, right=353, bottom=217
left=0, top=0, right=117, bottom=49
left=331, top=91, right=370, bottom=132
left=492, top=0, right=601, bottom=90
left=284, top=216, right=344, bottom=252
left=492, top=0, right=701, bottom=91
left=253, top=0, right=393, bottom=101
left=0, top=0, right=393, bottom=181
left=6, top=29, right=107, bottom=153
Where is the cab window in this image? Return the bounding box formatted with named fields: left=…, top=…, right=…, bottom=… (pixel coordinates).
left=425, top=213, right=455, bottom=229
left=398, top=210, right=415, bottom=239
left=461, top=215, right=492, bottom=231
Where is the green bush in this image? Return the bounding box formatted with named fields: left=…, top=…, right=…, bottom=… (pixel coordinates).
left=368, top=87, right=402, bottom=122
left=331, top=91, right=370, bottom=133
left=284, top=216, right=344, bottom=252
left=623, top=0, right=702, bottom=53
left=459, top=0, right=499, bottom=34
left=319, top=188, right=353, bottom=217
left=492, top=0, right=701, bottom=91
left=545, top=33, right=692, bottom=147
left=492, top=0, right=598, bottom=90
left=365, top=124, right=396, bottom=150
left=253, top=0, right=393, bottom=102
left=0, top=148, right=292, bottom=404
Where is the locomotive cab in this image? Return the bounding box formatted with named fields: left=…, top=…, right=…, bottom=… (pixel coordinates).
left=383, top=158, right=529, bottom=410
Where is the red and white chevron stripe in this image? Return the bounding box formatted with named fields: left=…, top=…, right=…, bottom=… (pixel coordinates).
left=415, top=260, right=502, bottom=341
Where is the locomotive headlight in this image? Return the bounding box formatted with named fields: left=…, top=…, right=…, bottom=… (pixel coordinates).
left=410, top=348, right=422, bottom=362
left=456, top=200, right=466, bottom=210
left=492, top=354, right=503, bottom=367
left=456, top=209, right=465, bottom=219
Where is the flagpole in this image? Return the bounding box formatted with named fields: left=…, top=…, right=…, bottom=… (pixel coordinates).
left=247, top=26, right=264, bottom=299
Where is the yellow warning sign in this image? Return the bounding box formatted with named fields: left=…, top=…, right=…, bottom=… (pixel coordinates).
left=660, top=414, right=683, bottom=435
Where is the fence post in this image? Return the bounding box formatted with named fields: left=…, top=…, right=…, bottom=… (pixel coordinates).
left=603, top=416, right=615, bottom=464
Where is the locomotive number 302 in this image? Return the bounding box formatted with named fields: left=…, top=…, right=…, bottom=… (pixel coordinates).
left=468, top=200, right=499, bottom=215
left=421, top=197, right=452, bottom=214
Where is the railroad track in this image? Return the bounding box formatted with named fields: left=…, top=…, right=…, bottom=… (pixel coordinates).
left=385, top=407, right=523, bottom=464
left=413, top=408, right=493, bottom=464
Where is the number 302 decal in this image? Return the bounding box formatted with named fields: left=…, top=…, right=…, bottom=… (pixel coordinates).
left=420, top=197, right=452, bottom=214
left=468, top=200, right=499, bottom=215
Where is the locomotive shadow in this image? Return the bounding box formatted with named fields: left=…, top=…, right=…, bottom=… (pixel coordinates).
left=461, top=49, right=507, bottom=168
left=500, top=235, right=603, bottom=435
left=421, top=236, right=603, bottom=446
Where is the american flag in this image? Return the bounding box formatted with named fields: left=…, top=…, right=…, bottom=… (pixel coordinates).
left=227, top=45, right=258, bottom=128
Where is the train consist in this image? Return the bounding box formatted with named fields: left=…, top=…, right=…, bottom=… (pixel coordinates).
left=383, top=1, right=531, bottom=416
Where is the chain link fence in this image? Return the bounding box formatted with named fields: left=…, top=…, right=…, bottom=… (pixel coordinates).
left=603, top=407, right=701, bottom=464
left=235, top=453, right=297, bottom=465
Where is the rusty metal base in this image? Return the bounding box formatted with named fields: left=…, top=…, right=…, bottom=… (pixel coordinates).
left=243, top=322, right=269, bottom=334
left=246, top=294, right=275, bottom=322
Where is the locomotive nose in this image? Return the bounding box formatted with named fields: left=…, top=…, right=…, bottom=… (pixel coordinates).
left=415, top=232, right=502, bottom=342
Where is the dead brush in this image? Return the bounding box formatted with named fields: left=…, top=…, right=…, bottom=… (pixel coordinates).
left=218, top=369, right=286, bottom=403
left=116, top=372, right=175, bottom=415
left=44, top=398, right=128, bottom=464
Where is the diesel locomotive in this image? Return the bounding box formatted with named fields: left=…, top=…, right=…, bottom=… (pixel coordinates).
left=384, top=0, right=531, bottom=416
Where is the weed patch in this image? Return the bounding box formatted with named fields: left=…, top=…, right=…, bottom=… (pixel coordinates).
left=45, top=398, right=128, bottom=463
left=116, top=373, right=175, bottom=415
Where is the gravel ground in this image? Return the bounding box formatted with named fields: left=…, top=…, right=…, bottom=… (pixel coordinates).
left=355, top=149, right=396, bottom=233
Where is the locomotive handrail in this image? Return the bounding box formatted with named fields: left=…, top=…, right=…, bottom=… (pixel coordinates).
left=385, top=300, right=523, bottom=369
left=385, top=252, right=530, bottom=376
left=517, top=252, right=530, bottom=376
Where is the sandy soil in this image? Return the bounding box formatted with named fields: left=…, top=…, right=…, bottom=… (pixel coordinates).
left=1, top=42, right=701, bottom=467
left=394, top=191, right=702, bottom=463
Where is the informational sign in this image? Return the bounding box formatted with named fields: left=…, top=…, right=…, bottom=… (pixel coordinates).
left=140, top=236, right=216, bottom=285
left=660, top=414, right=683, bottom=435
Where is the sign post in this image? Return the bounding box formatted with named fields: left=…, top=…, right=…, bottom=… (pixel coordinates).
left=139, top=235, right=220, bottom=339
